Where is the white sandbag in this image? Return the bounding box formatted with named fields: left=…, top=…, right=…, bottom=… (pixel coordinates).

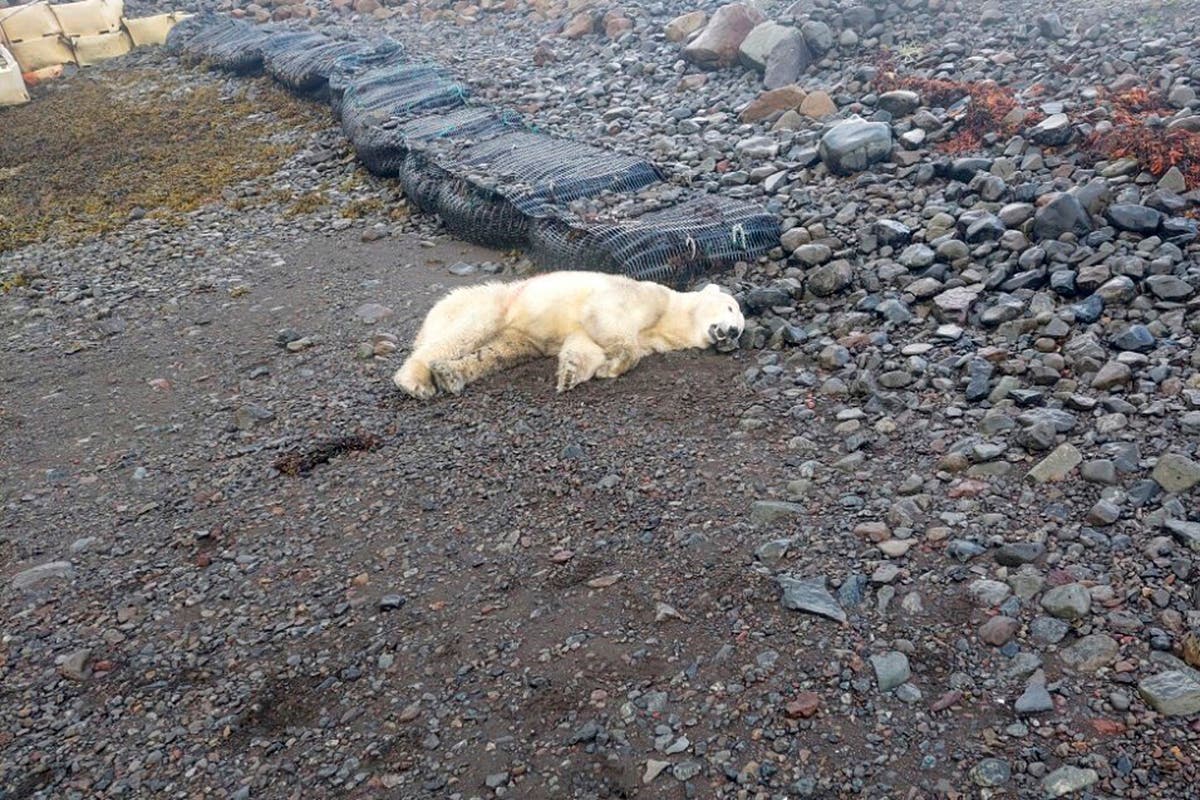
left=122, top=11, right=189, bottom=47
left=0, top=44, right=31, bottom=106
left=51, top=0, right=123, bottom=37
left=70, top=28, right=130, bottom=65
left=0, top=1, right=63, bottom=43
left=9, top=33, right=74, bottom=71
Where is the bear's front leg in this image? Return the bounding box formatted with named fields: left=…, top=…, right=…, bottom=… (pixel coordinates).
left=556, top=333, right=607, bottom=393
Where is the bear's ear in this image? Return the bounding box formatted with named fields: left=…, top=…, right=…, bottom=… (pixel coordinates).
left=702, top=283, right=721, bottom=294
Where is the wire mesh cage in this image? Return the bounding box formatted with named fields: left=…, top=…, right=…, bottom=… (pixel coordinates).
left=263, top=34, right=369, bottom=95
left=351, top=106, right=519, bottom=177
left=162, top=15, right=781, bottom=290
left=529, top=195, right=781, bottom=289
left=412, top=130, right=666, bottom=248
left=174, top=17, right=282, bottom=74
left=338, top=62, right=468, bottom=146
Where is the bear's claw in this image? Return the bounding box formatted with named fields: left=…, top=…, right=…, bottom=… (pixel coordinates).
left=556, top=359, right=580, bottom=393
left=430, top=363, right=465, bottom=395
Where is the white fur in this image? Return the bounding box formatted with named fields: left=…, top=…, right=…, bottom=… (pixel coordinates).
left=393, top=271, right=744, bottom=398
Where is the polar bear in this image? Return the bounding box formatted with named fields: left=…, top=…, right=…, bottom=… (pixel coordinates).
left=393, top=271, right=744, bottom=398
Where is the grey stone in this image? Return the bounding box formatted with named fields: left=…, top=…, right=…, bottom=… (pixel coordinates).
left=1152, top=453, right=1200, bottom=493
left=1033, top=193, right=1092, bottom=240
left=755, top=537, right=793, bottom=565
left=800, top=20, right=833, bottom=54
left=1164, top=519, right=1200, bottom=552
left=968, top=578, right=1012, bottom=607
left=1137, top=670, right=1200, bottom=716
left=818, top=117, right=893, bottom=175
left=870, top=651, right=911, bottom=691
left=1028, top=113, right=1072, bottom=146
left=806, top=260, right=853, bottom=296
left=751, top=500, right=805, bottom=525
left=59, top=649, right=92, bottom=681
left=1106, top=204, right=1163, bottom=234
left=1027, top=443, right=1082, bottom=483
left=11, top=561, right=74, bottom=591
left=877, top=90, right=920, bottom=117
left=1080, top=460, right=1117, bottom=485
left=1060, top=634, right=1119, bottom=673
left=777, top=575, right=847, bottom=623
left=1015, top=681, right=1054, bottom=715
left=738, top=21, right=797, bottom=71
left=1144, top=274, right=1194, bottom=300
left=1041, top=583, right=1091, bottom=619
left=970, top=758, right=1011, bottom=787
left=354, top=302, right=394, bottom=324
left=763, top=31, right=812, bottom=89
left=995, top=542, right=1045, bottom=566
left=1091, top=361, right=1132, bottom=390
left=1042, top=766, right=1099, bottom=798
left=1030, top=616, right=1071, bottom=644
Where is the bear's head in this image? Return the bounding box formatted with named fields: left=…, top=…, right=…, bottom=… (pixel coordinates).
left=693, top=283, right=745, bottom=348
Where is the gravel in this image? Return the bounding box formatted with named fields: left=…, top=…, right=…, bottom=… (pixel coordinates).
left=3, top=0, right=1200, bottom=796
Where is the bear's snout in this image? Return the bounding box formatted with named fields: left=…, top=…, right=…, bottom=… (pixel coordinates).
left=708, top=323, right=742, bottom=345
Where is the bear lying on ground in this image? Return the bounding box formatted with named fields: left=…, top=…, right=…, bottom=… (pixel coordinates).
left=393, top=271, right=745, bottom=398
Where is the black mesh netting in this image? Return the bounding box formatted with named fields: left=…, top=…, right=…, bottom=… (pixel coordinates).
left=263, top=34, right=371, bottom=95
left=164, top=12, right=214, bottom=54
left=528, top=196, right=781, bottom=289
left=338, top=62, right=468, bottom=146
left=420, top=130, right=664, bottom=248
left=399, top=151, right=451, bottom=214
left=326, top=41, right=405, bottom=116
left=172, top=17, right=284, bottom=74
left=352, top=107, right=521, bottom=177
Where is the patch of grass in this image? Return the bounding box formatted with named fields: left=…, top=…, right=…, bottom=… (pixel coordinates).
left=0, top=69, right=326, bottom=253
left=287, top=190, right=329, bottom=216
left=341, top=197, right=384, bottom=219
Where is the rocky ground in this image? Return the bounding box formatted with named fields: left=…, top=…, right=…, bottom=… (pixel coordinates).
left=4, top=0, right=1200, bottom=798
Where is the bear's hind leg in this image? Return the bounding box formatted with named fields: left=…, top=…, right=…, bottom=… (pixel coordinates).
left=431, top=331, right=541, bottom=395
left=556, top=333, right=607, bottom=393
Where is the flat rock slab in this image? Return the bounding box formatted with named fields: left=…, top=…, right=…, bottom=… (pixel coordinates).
left=1027, top=443, right=1082, bottom=483
left=751, top=499, right=805, bottom=525
left=11, top=561, right=74, bottom=591
left=776, top=575, right=847, bottom=623
left=1042, top=765, right=1098, bottom=798
left=1138, top=670, right=1200, bottom=716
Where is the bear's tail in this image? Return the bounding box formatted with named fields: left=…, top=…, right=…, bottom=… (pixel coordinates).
left=393, top=283, right=510, bottom=398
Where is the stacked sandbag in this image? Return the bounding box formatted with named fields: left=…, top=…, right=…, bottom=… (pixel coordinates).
left=122, top=11, right=190, bottom=47
left=0, top=43, right=31, bottom=105
left=52, top=0, right=130, bottom=67
left=0, top=1, right=75, bottom=72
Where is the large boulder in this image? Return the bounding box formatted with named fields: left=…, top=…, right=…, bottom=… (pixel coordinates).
left=682, top=3, right=765, bottom=69
left=738, top=21, right=796, bottom=71
left=763, top=29, right=812, bottom=89
left=818, top=116, right=892, bottom=174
